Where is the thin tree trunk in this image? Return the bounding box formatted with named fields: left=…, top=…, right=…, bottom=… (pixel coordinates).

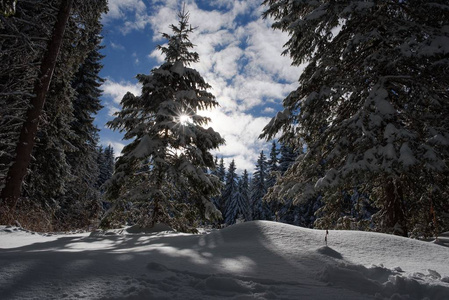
left=384, top=177, right=408, bottom=237
left=0, top=0, right=73, bottom=223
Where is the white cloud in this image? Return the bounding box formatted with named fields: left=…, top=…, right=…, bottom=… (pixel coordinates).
left=263, top=107, right=276, bottom=114
left=243, top=17, right=301, bottom=82
left=106, top=106, right=120, bottom=118
left=200, top=109, right=271, bottom=173
left=102, top=78, right=141, bottom=105
left=110, top=42, right=125, bottom=50
left=101, top=79, right=142, bottom=119
left=103, top=0, right=151, bottom=34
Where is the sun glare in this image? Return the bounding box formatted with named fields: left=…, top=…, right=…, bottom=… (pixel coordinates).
left=178, top=114, right=192, bottom=125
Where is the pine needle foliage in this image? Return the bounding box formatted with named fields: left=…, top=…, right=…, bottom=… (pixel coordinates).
left=261, top=0, right=449, bottom=237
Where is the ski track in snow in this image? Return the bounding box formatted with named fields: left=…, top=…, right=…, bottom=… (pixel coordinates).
left=0, top=221, right=448, bottom=300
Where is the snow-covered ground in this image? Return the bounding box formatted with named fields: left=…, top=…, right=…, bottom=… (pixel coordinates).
left=1, top=221, right=448, bottom=299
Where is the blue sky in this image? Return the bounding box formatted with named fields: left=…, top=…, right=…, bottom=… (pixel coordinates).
left=96, top=0, right=302, bottom=172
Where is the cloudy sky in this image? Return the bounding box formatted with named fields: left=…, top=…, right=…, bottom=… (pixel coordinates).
left=96, top=0, right=302, bottom=173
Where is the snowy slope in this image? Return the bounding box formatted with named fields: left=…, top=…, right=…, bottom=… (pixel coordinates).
left=0, top=221, right=448, bottom=299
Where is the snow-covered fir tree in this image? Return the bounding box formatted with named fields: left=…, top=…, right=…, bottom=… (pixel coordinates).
left=57, top=15, right=107, bottom=229
left=278, top=143, right=296, bottom=175
left=238, top=169, right=251, bottom=222
left=217, top=157, right=226, bottom=183
left=251, top=151, right=270, bottom=220
left=26, top=0, right=107, bottom=229
left=266, top=141, right=283, bottom=219
left=222, top=160, right=240, bottom=225
left=212, top=157, right=226, bottom=215
left=105, top=9, right=225, bottom=232
left=96, top=145, right=115, bottom=191
left=210, top=156, right=222, bottom=215
left=266, top=141, right=279, bottom=188
left=103, top=145, right=115, bottom=183
left=261, top=0, right=449, bottom=237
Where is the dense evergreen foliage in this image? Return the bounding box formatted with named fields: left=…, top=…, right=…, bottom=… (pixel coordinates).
left=261, top=0, right=449, bottom=236
left=2, top=1, right=446, bottom=238
left=0, top=0, right=108, bottom=230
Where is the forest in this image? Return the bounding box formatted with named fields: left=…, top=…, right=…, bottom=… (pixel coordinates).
left=1, top=0, right=448, bottom=239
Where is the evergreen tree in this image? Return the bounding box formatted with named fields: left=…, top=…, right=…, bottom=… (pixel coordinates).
left=1, top=0, right=74, bottom=223
left=105, top=8, right=225, bottom=232
left=241, top=169, right=250, bottom=212
left=96, top=146, right=106, bottom=187
left=0, top=0, right=108, bottom=228
left=261, top=0, right=449, bottom=236
left=278, top=143, right=296, bottom=175
left=25, top=0, right=107, bottom=229
left=210, top=156, right=221, bottom=214
left=56, top=11, right=106, bottom=229
left=214, top=157, right=226, bottom=214
left=267, top=141, right=283, bottom=219
left=0, top=1, right=52, bottom=191
left=217, top=157, right=226, bottom=183
left=222, top=160, right=240, bottom=225
left=267, top=141, right=279, bottom=188
left=239, top=170, right=251, bottom=221
left=97, top=145, right=115, bottom=189
left=251, top=151, right=270, bottom=220
left=67, top=23, right=105, bottom=184
left=103, top=145, right=115, bottom=182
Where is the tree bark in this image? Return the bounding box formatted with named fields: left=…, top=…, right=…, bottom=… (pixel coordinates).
left=384, top=177, right=408, bottom=237
left=0, top=0, right=73, bottom=223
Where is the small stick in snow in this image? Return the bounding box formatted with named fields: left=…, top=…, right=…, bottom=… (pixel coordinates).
left=325, top=229, right=329, bottom=246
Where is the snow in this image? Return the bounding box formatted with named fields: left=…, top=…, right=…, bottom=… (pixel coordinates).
left=1, top=221, right=448, bottom=299
left=171, top=60, right=185, bottom=77
left=399, top=142, right=416, bottom=168
left=129, top=134, right=155, bottom=158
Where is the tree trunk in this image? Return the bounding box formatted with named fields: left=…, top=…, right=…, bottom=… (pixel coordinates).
left=0, top=0, right=73, bottom=223
left=384, top=177, right=408, bottom=237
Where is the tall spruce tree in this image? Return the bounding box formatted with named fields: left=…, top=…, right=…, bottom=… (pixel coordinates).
left=238, top=169, right=251, bottom=222
left=26, top=0, right=107, bottom=229
left=217, top=158, right=226, bottom=183
left=54, top=6, right=106, bottom=229
left=103, top=145, right=115, bottom=183
left=97, top=145, right=115, bottom=189
left=215, top=157, right=227, bottom=214
left=105, top=8, right=225, bottom=232
left=278, top=143, right=296, bottom=175
left=251, top=151, right=270, bottom=220
left=222, top=160, right=239, bottom=224
left=210, top=156, right=221, bottom=215
left=261, top=0, right=449, bottom=236
left=267, top=141, right=279, bottom=188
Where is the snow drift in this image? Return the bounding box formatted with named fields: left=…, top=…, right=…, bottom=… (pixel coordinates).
left=1, top=221, right=448, bottom=299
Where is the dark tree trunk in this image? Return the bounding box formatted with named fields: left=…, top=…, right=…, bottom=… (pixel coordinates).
left=0, top=0, right=73, bottom=223
left=384, top=177, right=408, bottom=237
